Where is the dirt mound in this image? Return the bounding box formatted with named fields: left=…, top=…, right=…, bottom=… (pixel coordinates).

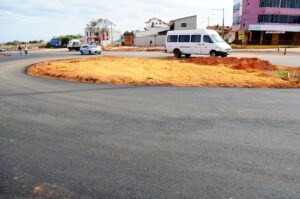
left=28, top=56, right=300, bottom=88
left=184, top=57, right=278, bottom=71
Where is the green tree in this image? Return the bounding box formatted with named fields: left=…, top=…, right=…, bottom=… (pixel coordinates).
left=88, top=18, right=114, bottom=36
left=56, top=35, right=80, bottom=47
left=123, top=31, right=134, bottom=36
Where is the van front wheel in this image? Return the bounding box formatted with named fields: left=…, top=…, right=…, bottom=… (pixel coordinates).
left=210, top=50, right=217, bottom=57
left=174, top=50, right=182, bottom=58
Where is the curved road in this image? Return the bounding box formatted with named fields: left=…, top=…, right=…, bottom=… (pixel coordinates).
left=0, top=51, right=300, bottom=198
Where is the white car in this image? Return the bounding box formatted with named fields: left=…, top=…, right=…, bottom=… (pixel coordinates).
left=80, top=45, right=102, bottom=55
left=166, top=29, right=232, bottom=58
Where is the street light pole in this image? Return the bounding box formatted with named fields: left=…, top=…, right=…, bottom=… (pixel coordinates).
left=222, top=8, right=225, bottom=39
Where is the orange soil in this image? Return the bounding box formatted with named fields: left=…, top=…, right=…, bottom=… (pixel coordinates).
left=27, top=56, right=300, bottom=88
left=103, top=47, right=164, bottom=52
left=183, top=57, right=278, bottom=71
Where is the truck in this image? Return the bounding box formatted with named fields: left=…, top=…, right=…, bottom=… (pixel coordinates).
left=67, top=39, right=82, bottom=51
left=51, top=38, right=61, bottom=48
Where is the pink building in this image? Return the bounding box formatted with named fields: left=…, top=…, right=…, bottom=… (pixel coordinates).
left=233, top=0, right=300, bottom=45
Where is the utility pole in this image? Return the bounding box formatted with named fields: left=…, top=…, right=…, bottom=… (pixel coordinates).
left=211, top=8, right=225, bottom=39
left=222, top=8, right=225, bottom=39
left=111, top=24, right=113, bottom=46
left=208, top=17, right=210, bottom=27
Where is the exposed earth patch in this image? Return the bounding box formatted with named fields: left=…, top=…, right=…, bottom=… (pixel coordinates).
left=27, top=56, right=300, bottom=88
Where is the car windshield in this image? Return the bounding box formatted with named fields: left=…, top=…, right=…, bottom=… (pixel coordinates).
left=210, top=34, right=225, bottom=43
left=90, top=45, right=97, bottom=48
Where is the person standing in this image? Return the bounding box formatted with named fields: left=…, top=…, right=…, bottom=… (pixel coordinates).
left=18, top=44, right=22, bottom=56
left=24, top=45, right=28, bottom=55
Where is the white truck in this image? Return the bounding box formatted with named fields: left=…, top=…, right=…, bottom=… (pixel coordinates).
left=67, top=39, right=82, bottom=51
left=166, top=29, right=232, bottom=58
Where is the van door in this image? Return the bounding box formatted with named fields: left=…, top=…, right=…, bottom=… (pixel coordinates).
left=190, top=34, right=201, bottom=55
left=201, top=35, right=215, bottom=55
left=178, top=35, right=191, bottom=54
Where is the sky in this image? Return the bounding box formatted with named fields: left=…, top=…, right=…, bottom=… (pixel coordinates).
left=0, top=0, right=233, bottom=43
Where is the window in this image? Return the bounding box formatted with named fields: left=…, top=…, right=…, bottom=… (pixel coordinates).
left=179, top=35, right=190, bottom=42
left=181, top=23, right=187, bottom=28
left=233, top=17, right=241, bottom=25
left=203, top=35, right=213, bottom=43
left=258, top=14, right=300, bottom=24
left=191, top=35, right=201, bottom=43
left=260, top=0, right=300, bottom=8
left=233, top=3, right=241, bottom=13
left=167, top=35, right=178, bottom=42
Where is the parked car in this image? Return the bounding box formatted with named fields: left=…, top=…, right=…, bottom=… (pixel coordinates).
left=67, top=39, right=82, bottom=51
left=80, top=45, right=102, bottom=55
left=0, top=48, right=6, bottom=52
left=166, top=29, right=232, bottom=58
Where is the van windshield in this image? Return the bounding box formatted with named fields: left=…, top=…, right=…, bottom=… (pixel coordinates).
left=210, top=34, right=225, bottom=43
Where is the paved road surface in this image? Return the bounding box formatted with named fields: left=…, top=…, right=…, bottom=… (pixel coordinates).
left=0, top=51, right=300, bottom=198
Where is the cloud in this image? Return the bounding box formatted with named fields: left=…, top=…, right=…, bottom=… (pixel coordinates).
left=0, top=0, right=233, bottom=42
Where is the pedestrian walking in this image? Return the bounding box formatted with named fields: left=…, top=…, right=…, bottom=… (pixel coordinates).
left=18, top=45, right=22, bottom=56
left=24, top=45, right=28, bottom=55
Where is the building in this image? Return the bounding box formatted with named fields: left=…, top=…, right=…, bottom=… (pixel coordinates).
left=145, top=18, right=170, bottom=29
left=82, top=25, right=122, bottom=46
left=207, top=25, right=236, bottom=43
left=169, top=15, right=198, bottom=30
left=134, top=15, right=197, bottom=47
left=233, top=0, right=300, bottom=45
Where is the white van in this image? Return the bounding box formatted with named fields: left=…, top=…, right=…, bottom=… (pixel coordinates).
left=166, top=29, right=232, bottom=58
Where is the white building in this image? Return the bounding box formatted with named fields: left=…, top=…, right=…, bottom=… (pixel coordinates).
left=82, top=25, right=122, bottom=46
left=145, top=18, right=170, bottom=30
left=134, top=16, right=198, bottom=47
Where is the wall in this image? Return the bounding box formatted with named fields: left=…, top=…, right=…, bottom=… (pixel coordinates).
left=172, top=16, right=197, bottom=30
left=135, top=28, right=169, bottom=38
left=134, top=35, right=166, bottom=47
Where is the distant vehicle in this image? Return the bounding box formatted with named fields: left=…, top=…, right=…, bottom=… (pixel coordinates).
left=67, top=39, right=82, bottom=51
left=166, top=29, right=232, bottom=58
left=51, top=38, right=61, bottom=47
left=0, top=48, right=6, bottom=52
left=80, top=45, right=102, bottom=55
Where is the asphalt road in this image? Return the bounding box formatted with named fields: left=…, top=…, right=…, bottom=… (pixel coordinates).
left=0, top=51, right=300, bottom=199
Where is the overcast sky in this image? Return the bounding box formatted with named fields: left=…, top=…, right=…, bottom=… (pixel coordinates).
left=0, top=0, right=234, bottom=42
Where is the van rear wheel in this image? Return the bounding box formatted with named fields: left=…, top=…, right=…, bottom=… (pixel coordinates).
left=174, top=50, right=182, bottom=58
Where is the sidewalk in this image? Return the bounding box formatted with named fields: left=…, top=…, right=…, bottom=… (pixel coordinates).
left=233, top=48, right=300, bottom=54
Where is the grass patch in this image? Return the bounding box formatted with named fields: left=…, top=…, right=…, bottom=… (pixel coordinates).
left=277, top=70, right=289, bottom=77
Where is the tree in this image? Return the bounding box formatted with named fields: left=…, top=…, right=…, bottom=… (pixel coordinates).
left=56, top=35, right=80, bottom=47
left=123, top=31, right=134, bottom=36
left=87, top=18, right=114, bottom=38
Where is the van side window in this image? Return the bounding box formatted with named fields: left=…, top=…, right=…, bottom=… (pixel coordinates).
left=191, top=35, right=201, bottom=43
left=178, top=35, right=190, bottom=43
left=167, top=35, right=178, bottom=43
left=203, top=35, right=213, bottom=43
